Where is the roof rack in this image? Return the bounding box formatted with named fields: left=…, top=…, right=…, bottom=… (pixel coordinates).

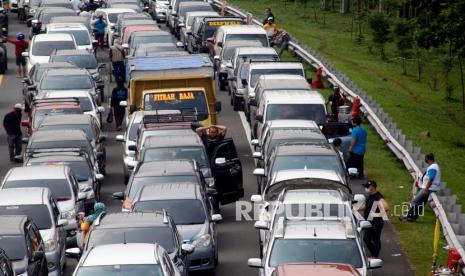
left=142, top=110, right=198, bottom=125
left=33, top=97, right=80, bottom=105
left=25, top=147, right=88, bottom=157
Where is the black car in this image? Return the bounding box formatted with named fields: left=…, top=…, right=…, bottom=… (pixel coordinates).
left=0, top=8, right=8, bottom=36
left=0, top=216, right=48, bottom=276
left=0, top=36, right=7, bottom=74
left=0, top=249, right=14, bottom=276
left=79, top=212, right=193, bottom=276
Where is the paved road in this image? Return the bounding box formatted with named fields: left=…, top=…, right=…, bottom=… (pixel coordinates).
left=0, top=14, right=414, bottom=276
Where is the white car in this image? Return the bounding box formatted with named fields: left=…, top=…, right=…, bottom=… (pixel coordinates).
left=46, top=23, right=94, bottom=51
left=93, top=8, right=136, bottom=46
left=0, top=188, right=68, bottom=276
left=68, top=243, right=181, bottom=275
left=23, top=33, right=77, bottom=73
left=38, top=90, right=104, bottom=126
left=152, top=0, right=169, bottom=22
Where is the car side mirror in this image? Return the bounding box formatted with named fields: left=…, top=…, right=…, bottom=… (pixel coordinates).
left=253, top=168, right=265, bottom=177
left=251, top=139, right=259, bottom=146
left=32, top=251, right=44, bottom=262
left=217, top=41, right=223, bottom=47
left=97, top=106, right=105, bottom=113
left=250, top=194, right=262, bottom=203
left=13, top=155, right=24, bottom=163
left=353, top=194, right=365, bottom=203
left=241, top=79, right=247, bottom=86
left=247, top=258, right=263, bottom=268
left=206, top=37, right=214, bottom=43
left=22, top=52, right=29, bottom=57
left=214, top=157, right=226, bottom=166
left=181, top=244, right=195, bottom=255
left=27, top=84, right=36, bottom=90
left=21, top=78, right=29, bottom=84
left=96, top=173, right=104, bottom=181
left=65, top=248, right=81, bottom=259
left=358, top=220, right=372, bottom=233
left=254, top=220, right=269, bottom=230
left=348, top=167, right=358, bottom=176
left=56, top=219, right=69, bottom=227
left=213, top=55, right=219, bottom=61
left=112, top=191, right=124, bottom=200
left=186, top=31, right=192, bottom=35
left=211, top=214, right=223, bottom=222
left=207, top=188, right=218, bottom=196
left=92, top=40, right=98, bottom=47
left=116, top=134, right=124, bottom=142
left=128, top=145, right=137, bottom=151
left=77, top=192, right=87, bottom=201
left=252, top=152, right=261, bottom=159
left=368, top=258, right=383, bottom=269
left=21, top=119, right=30, bottom=127
left=215, top=101, right=221, bottom=112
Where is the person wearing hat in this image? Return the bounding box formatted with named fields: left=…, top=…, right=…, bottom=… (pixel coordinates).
left=348, top=116, right=367, bottom=178
left=402, top=153, right=441, bottom=222
left=360, top=180, right=389, bottom=258
left=3, top=104, right=23, bottom=162
left=3, top=33, right=28, bottom=78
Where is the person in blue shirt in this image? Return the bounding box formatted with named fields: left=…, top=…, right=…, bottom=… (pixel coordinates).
left=111, top=78, right=128, bottom=131
left=92, top=14, right=106, bottom=50
left=348, top=117, right=367, bottom=178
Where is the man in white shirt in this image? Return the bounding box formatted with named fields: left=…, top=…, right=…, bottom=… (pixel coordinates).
left=403, top=153, right=441, bottom=222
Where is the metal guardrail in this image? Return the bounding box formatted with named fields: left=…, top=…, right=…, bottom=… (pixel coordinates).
left=212, top=0, right=465, bottom=271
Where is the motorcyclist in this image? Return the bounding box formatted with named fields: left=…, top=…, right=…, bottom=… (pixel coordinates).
left=3, top=32, right=28, bottom=78
left=92, top=14, right=106, bottom=50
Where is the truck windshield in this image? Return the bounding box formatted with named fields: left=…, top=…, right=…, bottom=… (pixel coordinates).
left=143, top=91, right=208, bottom=121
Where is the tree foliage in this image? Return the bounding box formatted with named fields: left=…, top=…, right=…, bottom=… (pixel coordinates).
left=368, top=12, right=391, bottom=59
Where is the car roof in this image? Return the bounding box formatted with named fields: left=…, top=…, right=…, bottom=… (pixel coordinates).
left=270, top=129, right=326, bottom=140
left=42, top=0, right=70, bottom=4
left=131, top=30, right=170, bottom=37
left=272, top=169, right=343, bottom=184
left=263, top=90, right=325, bottom=104
left=125, top=25, right=159, bottom=33
left=47, top=23, right=88, bottom=30
left=224, top=40, right=263, bottom=48
left=52, top=49, right=94, bottom=56
left=236, top=47, right=277, bottom=55
left=39, top=114, right=93, bottom=126
left=96, top=212, right=169, bottom=229
left=0, top=188, right=50, bottom=205
left=82, top=244, right=161, bottom=266
left=42, top=90, right=92, bottom=98
left=96, top=7, right=137, bottom=13
left=179, top=1, right=211, bottom=8
left=27, top=154, right=86, bottom=164
left=219, top=25, right=266, bottom=34
left=143, top=134, right=203, bottom=148
left=0, top=216, right=28, bottom=235
left=30, top=129, right=88, bottom=143
left=186, top=11, right=218, bottom=18
left=283, top=220, right=350, bottom=239
left=266, top=119, right=319, bottom=129
left=43, top=68, right=90, bottom=76
left=257, top=75, right=309, bottom=90
left=6, top=165, right=68, bottom=181
left=34, top=62, right=77, bottom=69
left=249, top=62, right=303, bottom=70
left=283, top=189, right=346, bottom=205
left=135, top=160, right=197, bottom=177
left=33, top=33, right=74, bottom=42
left=275, top=144, right=336, bottom=157
left=276, top=262, right=360, bottom=276
left=136, top=182, right=199, bottom=201
left=34, top=102, right=81, bottom=109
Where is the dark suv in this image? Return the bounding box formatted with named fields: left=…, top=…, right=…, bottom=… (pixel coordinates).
left=0, top=216, right=47, bottom=276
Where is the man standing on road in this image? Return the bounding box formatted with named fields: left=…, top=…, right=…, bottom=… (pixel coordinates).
left=360, top=180, right=389, bottom=258
left=196, top=125, right=227, bottom=145
left=348, top=117, right=367, bottom=178
left=402, top=153, right=441, bottom=222
left=3, top=104, right=23, bottom=162
left=110, top=39, right=125, bottom=81
left=3, top=33, right=28, bottom=78
left=326, top=86, right=345, bottom=121
left=110, top=78, right=128, bottom=131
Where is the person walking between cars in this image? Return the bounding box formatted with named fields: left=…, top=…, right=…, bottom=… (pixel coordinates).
left=17, top=0, right=26, bottom=23
left=360, top=180, right=389, bottom=258
left=196, top=125, right=227, bottom=145
left=3, top=104, right=23, bottom=162
left=79, top=202, right=106, bottom=243
left=327, top=86, right=345, bottom=121
left=3, top=33, right=28, bottom=78
left=92, top=14, right=106, bottom=50
left=402, top=153, right=441, bottom=222
left=110, top=39, right=125, bottom=81
left=111, top=78, right=128, bottom=131
left=348, top=117, right=366, bottom=178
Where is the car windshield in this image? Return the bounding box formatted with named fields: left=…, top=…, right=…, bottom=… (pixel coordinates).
left=3, top=179, right=72, bottom=201
left=33, top=108, right=82, bottom=128
left=49, top=30, right=90, bottom=46
left=108, top=13, right=122, bottom=23
left=143, top=91, right=208, bottom=121
left=87, top=227, right=175, bottom=253
left=29, top=160, right=91, bottom=181
left=51, top=55, right=97, bottom=69
left=133, top=199, right=206, bottom=225
left=35, top=66, right=74, bottom=82
left=179, top=5, right=212, bottom=17
left=40, top=124, right=96, bottom=141
left=0, top=205, right=52, bottom=229
left=271, top=155, right=342, bottom=175
left=76, top=265, right=163, bottom=276
left=221, top=46, right=240, bottom=60
left=40, top=75, right=93, bottom=90
left=143, top=147, right=207, bottom=166
left=0, top=236, right=26, bottom=261
left=140, top=129, right=193, bottom=146
left=77, top=97, right=93, bottom=112
left=266, top=104, right=326, bottom=124
left=250, top=68, right=303, bottom=87
left=226, top=34, right=268, bottom=48
left=273, top=204, right=351, bottom=222
left=41, top=12, right=75, bottom=24
left=129, top=176, right=197, bottom=198
left=32, top=40, right=76, bottom=56
left=132, top=35, right=172, bottom=49
left=269, top=238, right=363, bottom=268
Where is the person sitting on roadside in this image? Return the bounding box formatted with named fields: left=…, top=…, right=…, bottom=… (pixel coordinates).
left=196, top=125, right=227, bottom=145
left=263, top=17, right=277, bottom=38
left=262, top=8, right=275, bottom=25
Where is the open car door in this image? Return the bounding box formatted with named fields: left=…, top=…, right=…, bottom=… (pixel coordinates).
left=206, top=138, right=244, bottom=205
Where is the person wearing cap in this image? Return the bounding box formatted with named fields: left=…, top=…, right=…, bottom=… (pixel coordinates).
left=348, top=116, right=367, bottom=178
left=403, top=153, right=441, bottom=222
left=332, top=138, right=345, bottom=164
left=263, top=8, right=275, bottom=25
left=3, top=104, right=23, bottom=162
left=263, top=17, right=277, bottom=38
left=3, top=33, right=28, bottom=78
left=360, top=180, right=389, bottom=258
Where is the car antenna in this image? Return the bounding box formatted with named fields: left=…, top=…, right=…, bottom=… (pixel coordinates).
left=313, top=227, right=317, bottom=237
left=123, top=232, right=127, bottom=244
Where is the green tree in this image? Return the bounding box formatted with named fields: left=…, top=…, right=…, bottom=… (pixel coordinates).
left=394, top=20, right=414, bottom=74
left=368, top=12, right=391, bottom=59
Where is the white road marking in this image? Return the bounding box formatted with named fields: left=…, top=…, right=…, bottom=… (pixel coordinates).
left=238, top=111, right=253, bottom=153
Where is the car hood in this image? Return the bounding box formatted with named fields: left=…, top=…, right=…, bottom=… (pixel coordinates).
left=12, top=258, right=28, bottom=275
left=176, top=222, right=208, bottom=242
left=30, top=55, right=51, bottom=64
left=39, top=89, right=94, bottom=96
left=57, top=199, right=75, bottom=213
left=39, top=228, right=54, bottom=242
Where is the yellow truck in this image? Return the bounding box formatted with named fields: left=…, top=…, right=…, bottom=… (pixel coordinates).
left=126, top=54, right=221, bottom=126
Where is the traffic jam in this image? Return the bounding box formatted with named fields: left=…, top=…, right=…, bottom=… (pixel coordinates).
left=0, top=0, right=384, bottom=275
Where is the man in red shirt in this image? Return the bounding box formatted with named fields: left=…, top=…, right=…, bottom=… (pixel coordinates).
left=4, top=33, right=29, bottom=78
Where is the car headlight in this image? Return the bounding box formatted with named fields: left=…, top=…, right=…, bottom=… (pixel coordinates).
left=45, top=239, right=57, bottom=252
left=61, top=210, right=76, bottom=220
left=205, top=177, right=215, bottom=187
left=191, top=234, right=211, bottom=247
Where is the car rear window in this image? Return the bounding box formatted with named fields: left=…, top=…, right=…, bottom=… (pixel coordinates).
left=133, top=199, right=206, bottom=225
left=129, top=176, right=197, bottom=198
left=0, top=205, right=52, bottom=229
left=32, top=41, right=76, bottom=56
left=0, top=236, right=26, bottom=261
left=3, top=179, right=72, bottom=201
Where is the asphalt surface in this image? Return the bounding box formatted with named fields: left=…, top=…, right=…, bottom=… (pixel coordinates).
left=0, top=14, right=415, bottom=276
